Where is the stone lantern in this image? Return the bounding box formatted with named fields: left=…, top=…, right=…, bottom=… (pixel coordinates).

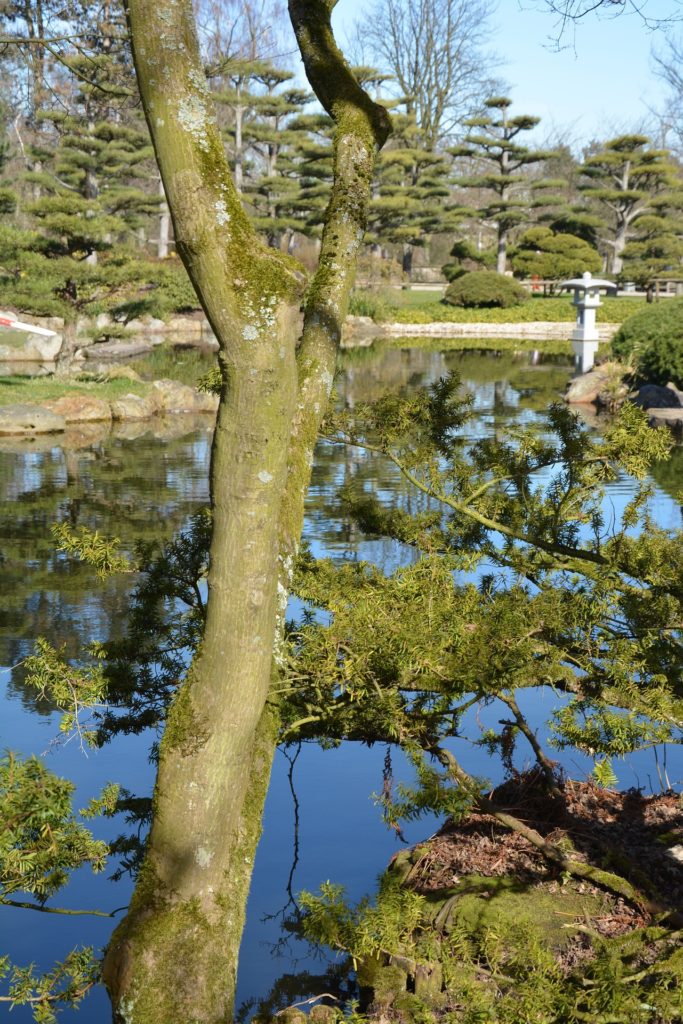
left=560, top=271, right=617, bottom=373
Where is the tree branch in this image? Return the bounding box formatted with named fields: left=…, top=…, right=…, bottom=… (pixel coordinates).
left=277, top=0, right=392, bottom=570
left=1, top=898, right=125, bottom=917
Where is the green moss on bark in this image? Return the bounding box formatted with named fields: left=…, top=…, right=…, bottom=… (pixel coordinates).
left=162, top=665, right=209, bottom=756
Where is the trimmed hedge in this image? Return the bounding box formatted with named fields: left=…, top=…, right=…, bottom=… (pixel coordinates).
left=611, top=299, right=683, bottom=388
left=444, top=271, right=528, bottom=309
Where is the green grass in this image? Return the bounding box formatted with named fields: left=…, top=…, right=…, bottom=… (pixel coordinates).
left=351, top=289, right=646, bottom=325
left=0, top=345, right=218, bottom=407
left=0, top=375, right=149, bottom=407
left=383, top=288, right=446, bottom=307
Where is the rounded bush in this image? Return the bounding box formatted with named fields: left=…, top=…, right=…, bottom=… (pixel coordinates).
left=611, top=299, right=683, bottom=387
left=443, top=271, right=528, bottom=309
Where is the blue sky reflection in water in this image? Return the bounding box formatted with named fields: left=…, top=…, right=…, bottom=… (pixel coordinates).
left=0, top=344, right=681, bottom=1021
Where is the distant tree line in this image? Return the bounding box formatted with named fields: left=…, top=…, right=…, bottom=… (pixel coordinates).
left=2, top=0, right=683, bottom=332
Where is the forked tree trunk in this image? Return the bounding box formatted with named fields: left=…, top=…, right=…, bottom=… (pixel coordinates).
left=102, top=1, right=390, bottom=1021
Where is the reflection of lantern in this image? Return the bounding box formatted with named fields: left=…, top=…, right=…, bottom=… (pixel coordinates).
left=560, top=271, right=617, bottom=373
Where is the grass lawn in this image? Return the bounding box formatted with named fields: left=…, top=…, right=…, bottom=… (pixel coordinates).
left=350, top=289, right=646, bottom=325
left=0, top=374, right=149, bottom=407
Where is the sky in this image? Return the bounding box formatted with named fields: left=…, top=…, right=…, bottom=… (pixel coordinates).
left=330, top=0, right=676, bottom=150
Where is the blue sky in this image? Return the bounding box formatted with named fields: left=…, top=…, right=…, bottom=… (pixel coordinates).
left=331, top=0, right=674, bottom=149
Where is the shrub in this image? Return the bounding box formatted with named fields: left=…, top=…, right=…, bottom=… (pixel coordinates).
left=444, top=271, right=528, bottom=309
left=510, top=226, right=602, bottom=282
left=611, top=298, right=683, bottom=387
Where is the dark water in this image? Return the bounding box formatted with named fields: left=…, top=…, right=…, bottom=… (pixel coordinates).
left=1, top=344, right=681, bottom=1022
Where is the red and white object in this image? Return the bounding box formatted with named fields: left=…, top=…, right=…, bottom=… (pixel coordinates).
left=0, top=315, right=57, bottom=337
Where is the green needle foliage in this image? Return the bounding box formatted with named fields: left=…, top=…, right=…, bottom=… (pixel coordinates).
left=0, top=948, right=101, bottom=1024
left=369, top=109, right=459, bottom=277
left=282, top=377, right=681, bottom=816
left=0, top=753, right=118, bottom=1022
left=281, top=378, right=683, bottom=1023
left=0, top=752, right=112, bottom=902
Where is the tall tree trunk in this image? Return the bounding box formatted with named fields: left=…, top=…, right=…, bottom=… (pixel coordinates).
left=157, top=178, right=170, bottom=259
left=612, top=221, right=627, bottom=276
left=402, top=243, right=413, bottom=280
left=496, top=227, right=507, bottom=274
left=102, top=1, right=391, bottom=1021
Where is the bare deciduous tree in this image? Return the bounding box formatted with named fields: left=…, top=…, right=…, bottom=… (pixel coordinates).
left=357, top=0, right=499, bottom=150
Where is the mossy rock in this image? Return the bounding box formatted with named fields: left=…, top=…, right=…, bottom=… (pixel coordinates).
left=423, top=873, right=609, bottom=950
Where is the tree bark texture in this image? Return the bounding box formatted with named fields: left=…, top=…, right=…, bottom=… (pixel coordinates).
left=103, top=2, right=390, bottom=1022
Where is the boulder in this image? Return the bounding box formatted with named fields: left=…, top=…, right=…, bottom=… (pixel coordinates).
left=342, top=314, right=386, bottom=349
left=631, top=383, right=683, bottom=409
left=109, top=391, right=159, bottom=421
left=103, top=365, right=143, bottom=382
left=0, top=403, right=66, bottom=435
left=309, top=1007, right=338, bottom=1023
left=151, top=378, right=202, bottom=412
left=665, top=844, right=683, bottom=865
left=165, top=315, right=203, bottom=336
left=23, top=333, right=63, bottom=361
left=564, top=367, right=611, bottom=405
left=42, top=394, right=112, bottom=423
left=146, top=317, right=167, bottom=333
left=193, top=390, right=219, bottom=413
left=646, top=407, right=683, bottom=437
left=0, top=329, right=62, bottom=363
left=84, top=340, right=153, bottom=361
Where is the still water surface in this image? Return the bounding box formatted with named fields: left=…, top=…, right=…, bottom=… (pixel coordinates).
left=1, top=344, right=681, bottom=1021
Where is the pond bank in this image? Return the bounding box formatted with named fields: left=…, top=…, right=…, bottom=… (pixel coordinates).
left=0, top=375, right=217, bottom=436
left=0, top=309, right=620, bottom=361
left=564, top=364, right=683, bottom=437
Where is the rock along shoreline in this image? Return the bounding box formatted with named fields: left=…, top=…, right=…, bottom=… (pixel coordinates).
left=0, top=378, right=218, bottom=437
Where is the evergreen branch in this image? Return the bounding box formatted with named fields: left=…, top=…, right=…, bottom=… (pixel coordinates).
left=3, top=36, right=134, bottom=97
left=0, top=898, right=124, bottom=918
left=327, top=434, right=609, bottom=572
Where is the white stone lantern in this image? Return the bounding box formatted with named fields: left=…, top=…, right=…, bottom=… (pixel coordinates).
left=560, top=271, right=617, bottom=373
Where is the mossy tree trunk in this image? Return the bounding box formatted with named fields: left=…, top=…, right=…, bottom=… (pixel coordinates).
left=102, top=2, right=390, bottom=1022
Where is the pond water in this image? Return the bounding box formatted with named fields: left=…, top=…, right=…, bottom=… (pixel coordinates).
left=1, top=342, right=681, bottom=1022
